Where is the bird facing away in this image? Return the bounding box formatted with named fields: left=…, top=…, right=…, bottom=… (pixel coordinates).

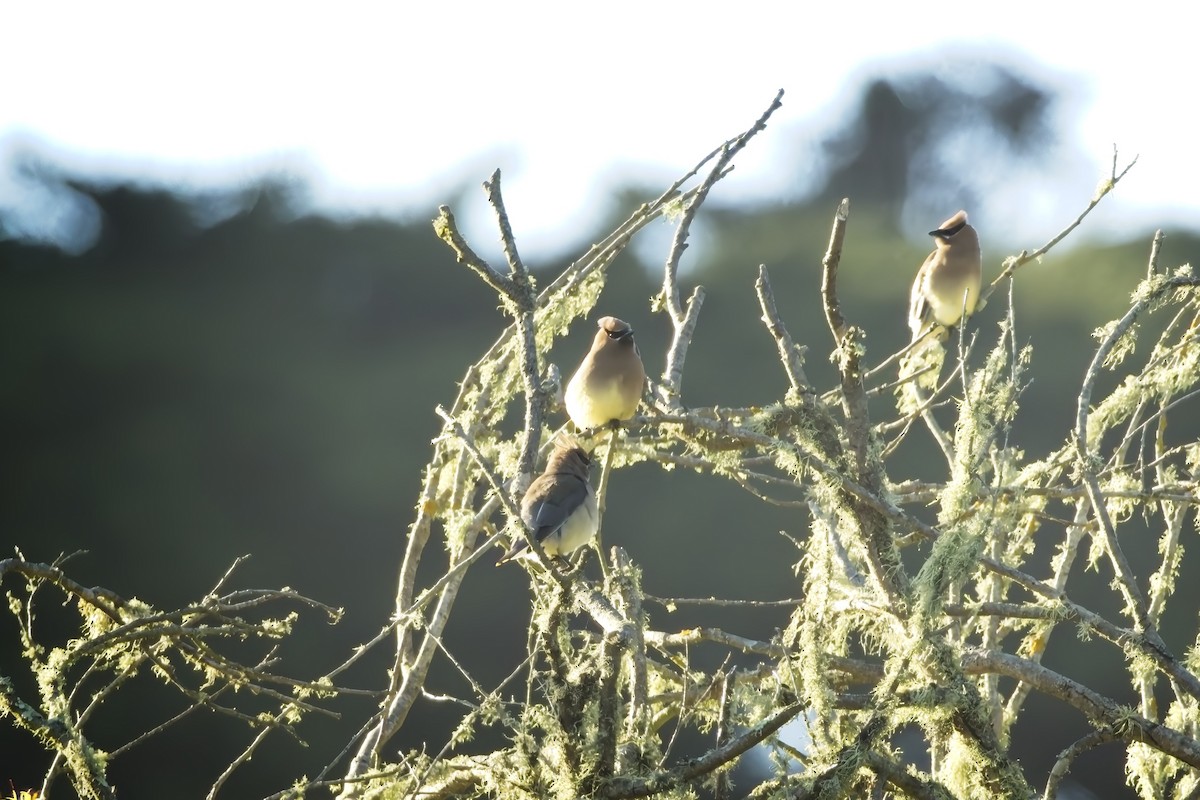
left=907, top=210, right=983, bottom=340
left=564, top=316, right=646, bottom=431
left=496, top=440, right=598, bottom=565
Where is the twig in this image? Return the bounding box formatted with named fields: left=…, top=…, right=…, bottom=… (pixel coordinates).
left=656, top=89, right=785, bottom=410
left=434, top=406, right=565, bottom=585
left=1042, top=728, right=1116, bottom=800
left=483, top=171, right=545, bottom=477
left=919, top=382, right=957, bottom=465
left=432, top=205, right=516, bottom=301
left=661, top=89, right=784, bottom=323
left=863, top=752, right=955, bottom=800
left=714, top=670, right=735, bottom=800
left=658, top=286, right=706, bottom=411
left=978, top=545, right=1200, bottom=704
left=754, top=263, right=813, bottom=395
left=645, top=626, right=784, bottom=657
left=644, top=594, right=804, bottom=609
left=942, top=601, right=1060, bottom=620
left=656, top=643, right=695, bottom=767
left=403, top=655, right=534, bottom=799
left=376, top=369, right=493, bottom=720
left=730, top=471, right=809, bottom=508
left=605, top=702, right=805, bottom=798
left=483, top=169, right=526, bottom=282
left=819, top=197, right=871, bottom=468
left=866, top=361, right=940, bottom=398
left=614, top=549, right=649, bottom=738
left=1, top=558, right=125, bottom=621
left=436, top=175, right=545, bottom=477
left=593, top=425, right=620, bottom=578
left=979, top=149, right=1138, bottom=307
left=589, top=631, right=623, bottom=788
left=209, top=723, right=274, bottom=799
left=1076, top=278, right=1200, bottom=635
left=815, top=198, right=908, bottom=610
left=820, top=198, right=852, bottom=347
left=857, top=326, right=942, bottom=392
left=342, top=484, right=494, bottom=785
left=1146, top=228, right=1165, bottom=280
left=966, top=649, right=1200, bottom=769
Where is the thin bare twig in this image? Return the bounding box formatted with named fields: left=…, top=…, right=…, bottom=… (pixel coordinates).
left=979, top=149, right=1138, bottom=307
left=656, top=90, right=785, bottom=411
left=606, top=702, right=805, bottom=798
left=432, top=205, right=516, bottom=300
left=661, top=89, right=785, bottom=323
left=644, top=594, right=804, bottom=609
left=714, top=670, right=735, bottom=800
left=755, top=263, right=812, bottom=394
left=1147, top=228, right=1165, bottom=280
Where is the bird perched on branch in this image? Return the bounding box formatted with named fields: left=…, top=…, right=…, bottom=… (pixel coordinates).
left=564, top=316, right=646, bottom=431
left=908, top=210, right=983, bottom=341
left=496, top=439, right=598, bottom=566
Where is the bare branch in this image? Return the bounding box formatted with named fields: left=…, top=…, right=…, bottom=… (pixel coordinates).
left=661, top=89, right=785, bottom=323
left=432, top=205, right=515, bottom=300
left=655, top=89, right=784, bottom=411
left=483, top=169, right=527, bottom=287
left=755, top=263, right=812, bottom=394
left=604, top=702, right=805, bottom=798
left=657, top=285, right=706, bottom=410
left=1042, top=729, right=1117, bottom=800
left=820, top=197, right=852, bottom=346
left=980, top=150, right=1138, bottom=306
left=1147, top=228, right=1165, bottom=279
left=967, top=650, right=1200, bottom=769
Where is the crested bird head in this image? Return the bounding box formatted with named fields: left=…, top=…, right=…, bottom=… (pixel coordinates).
left=929, top=210, right=969, bottom=242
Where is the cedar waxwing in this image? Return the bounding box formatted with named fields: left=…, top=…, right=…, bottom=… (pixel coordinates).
left=563, top=316, right=646, bottom=431
left=907, top=210, right=983, bottom=340
left=496, top=440, right=598, bottom=565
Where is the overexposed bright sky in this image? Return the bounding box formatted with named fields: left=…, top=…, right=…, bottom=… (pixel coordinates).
left=3, top=1, right=1197, bottom=257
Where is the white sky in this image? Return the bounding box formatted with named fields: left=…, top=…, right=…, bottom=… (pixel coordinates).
left=3, top=1, right=1197, bottom=258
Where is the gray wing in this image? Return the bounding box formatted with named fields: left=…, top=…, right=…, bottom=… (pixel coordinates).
left=908, top=252, right=936, bottom=336
left=523, top=475, right=591, bottom=543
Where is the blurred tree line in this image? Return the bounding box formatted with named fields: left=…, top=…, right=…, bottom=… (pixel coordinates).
left=2, top=61, right=1198, bottom=798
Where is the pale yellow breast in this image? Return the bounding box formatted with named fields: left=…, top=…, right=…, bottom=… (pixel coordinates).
left=564, top=371, right=640, bottom=429
left=924, top=272, right=980, bottom=327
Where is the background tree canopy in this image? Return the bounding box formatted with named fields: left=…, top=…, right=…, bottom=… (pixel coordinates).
left=2, top=63, right=1199, bottom=798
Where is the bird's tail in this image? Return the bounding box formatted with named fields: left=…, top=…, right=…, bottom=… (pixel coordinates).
left=495, top=536, right=529, bottom=566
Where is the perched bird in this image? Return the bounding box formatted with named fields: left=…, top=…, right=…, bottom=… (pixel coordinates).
left=907, top=210, right=983, bottom=340
left=564, top=316, right=646, bottom=431
left=496, top=440, right=598, bottom=565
